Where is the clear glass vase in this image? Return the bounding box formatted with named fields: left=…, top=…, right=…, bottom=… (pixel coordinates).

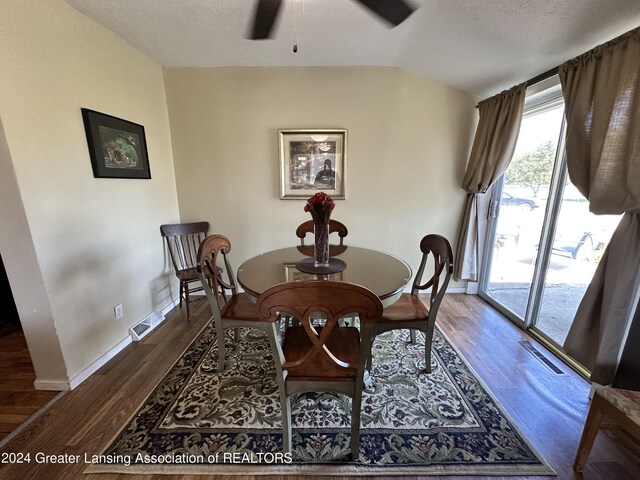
left=314, top=223, right=330, bottom=267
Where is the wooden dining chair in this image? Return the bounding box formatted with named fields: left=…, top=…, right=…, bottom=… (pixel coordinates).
left=361, top=234, right=453, bottom=374
left=257, top=280, right=383, bottom=459
left=296, top=219, right=348, bottom=246
left=197, top=234, right=273, bottom=371
left=574, top=385, right=640, bottom=472
left=160, top=221, right=211, bottom=321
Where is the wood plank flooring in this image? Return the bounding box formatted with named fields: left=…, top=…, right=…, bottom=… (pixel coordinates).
left=0, top=329, right=60, bottom=441
left=0, top=294, right=639, bottom=479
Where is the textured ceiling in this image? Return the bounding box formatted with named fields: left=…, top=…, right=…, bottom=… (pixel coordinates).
left=64, top=0, right=640, bottom=98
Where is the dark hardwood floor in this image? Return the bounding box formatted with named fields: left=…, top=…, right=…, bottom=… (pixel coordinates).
left=0, top=328, right=60, bottom=442
left=0, top=294, right=639, bottom=479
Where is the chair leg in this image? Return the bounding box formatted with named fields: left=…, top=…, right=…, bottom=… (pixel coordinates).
left=265, top=324, right=291, bottom=453
left=280, top=392, right=292, bottom=453
left=423, top=322, right=439, bottom=374
left=179, top=281, right=184, bottom=308
left=185, top=284, right=191, bottom=321
left=424, top=331, right=433, bottom=374
left=574, top=394, right=606, bottom=472
left=361, top=327, right=373, bottom=376
left=350, top=394, right=362, bottom=460
left=353, top=335, right=372, bottom=461
left=409, top=329, right=417, bottom=344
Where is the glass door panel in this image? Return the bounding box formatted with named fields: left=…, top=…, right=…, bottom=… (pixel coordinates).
left=482, top=104, right=565, bottom=320
left=533, top=182, right=621, bottom=346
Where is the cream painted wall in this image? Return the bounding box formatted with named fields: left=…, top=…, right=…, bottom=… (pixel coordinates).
left=164, top=67, right=477, bottom=287
left=0, top=0, right=180, bottom=385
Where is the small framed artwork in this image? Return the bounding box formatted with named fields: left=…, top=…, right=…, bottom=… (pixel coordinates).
left=278, top=129, right=347, bottom=199
left=81, top=108, right=151, bottom=179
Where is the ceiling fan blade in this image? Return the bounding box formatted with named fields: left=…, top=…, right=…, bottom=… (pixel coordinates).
left=355, top=0, right=416, bottom=27
left=249, top=0, right=283, bottom=39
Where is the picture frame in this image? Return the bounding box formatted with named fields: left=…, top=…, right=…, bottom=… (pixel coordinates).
left=278, top=129, right=347, bottom=199
left=81, top=108, right=151, bottom=179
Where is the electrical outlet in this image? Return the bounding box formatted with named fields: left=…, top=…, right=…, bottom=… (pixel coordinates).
left=114, top=304, right=124, bottom=320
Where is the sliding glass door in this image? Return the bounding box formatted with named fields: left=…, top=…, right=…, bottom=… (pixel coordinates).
left=481, top=100, right=564, bottom=325
left=479, top=79, right=620, bottom=358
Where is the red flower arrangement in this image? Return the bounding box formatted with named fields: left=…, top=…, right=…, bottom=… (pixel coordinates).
left=304, top=192, right=335, bottom=267
left=304, top=191, right=335, bottom=224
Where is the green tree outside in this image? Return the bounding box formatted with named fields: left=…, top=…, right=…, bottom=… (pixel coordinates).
left=506, top=141, right=556, bottom=197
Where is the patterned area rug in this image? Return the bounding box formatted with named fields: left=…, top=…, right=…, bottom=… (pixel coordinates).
left=86, top=321, right=555, bottom=476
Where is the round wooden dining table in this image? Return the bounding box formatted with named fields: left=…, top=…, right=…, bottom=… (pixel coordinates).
left=237, top=245, right=412, bottom=307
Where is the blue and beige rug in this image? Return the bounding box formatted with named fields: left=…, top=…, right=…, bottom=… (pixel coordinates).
left=87, top=321, right=555, bottom=476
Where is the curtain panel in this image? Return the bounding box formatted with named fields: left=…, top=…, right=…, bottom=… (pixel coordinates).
left=454, top=84, right=526, bottom=281
left=559, top=26, right=640, bottom=215
left=559, top=27, right=640, bottom=385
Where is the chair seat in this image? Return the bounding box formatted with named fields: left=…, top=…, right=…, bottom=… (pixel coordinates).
left=177, top=265, right=221, bottom=282
left=597, top=386, right=640, bottom=426
left=378, top=293, right=429, bottom=323
left=221, top=293, right=259, bottom=321
left=176, top=266, right=200, bottom=282
left=283, top=326, right=360, bottom=380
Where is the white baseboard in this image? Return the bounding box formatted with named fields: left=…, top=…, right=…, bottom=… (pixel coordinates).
left=33, top=378, right=72, bottom=391
left=34, top=301, right=180, bottom=391
left=67, top=335, right=132, bottom=390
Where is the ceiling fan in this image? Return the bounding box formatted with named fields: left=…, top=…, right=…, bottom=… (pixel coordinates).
left=248, top=0, right=417, bottom=40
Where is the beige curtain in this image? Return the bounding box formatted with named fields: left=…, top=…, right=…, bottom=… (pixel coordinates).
left=455, top=84, right=526, bottom=280
left=560, top=27, right=640, bottom=385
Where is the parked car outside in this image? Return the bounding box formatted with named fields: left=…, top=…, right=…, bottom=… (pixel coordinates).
left=500, top=192, right=538, bottom=210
